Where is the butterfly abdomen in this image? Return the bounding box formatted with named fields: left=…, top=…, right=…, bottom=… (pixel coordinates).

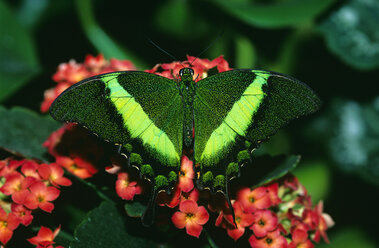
left=181, top=82, right=195, bottom=149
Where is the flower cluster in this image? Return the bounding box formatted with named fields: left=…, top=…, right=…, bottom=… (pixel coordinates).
left=41, top=54, right=136, bottom=113
left=146, top=55, right=230, bottom=81
left=43, top=123, right=102, bottom=179
left=0, top=158, right=71, bottom=246
left=215, top=175, right=334, bottom=247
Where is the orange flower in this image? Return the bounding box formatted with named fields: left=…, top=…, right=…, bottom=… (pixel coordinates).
left=44, top=124, right=100, bottom=179
left=38, top=163, right=72, bottom=187
left=178, top=156, right=194, bottom=192
left=115, top=172, right=142, bottom=200
left=250, top=210, right=278, bottom=238
left=52, top=60, right=90, bottom=84
left=20, top=160, right=40, bottom=179
left=0, top=172, right=36, bottom=204
left=289, top=228, right=314, bottom=248
left=171, top=200, right=209, bottom=238
left=24, top=182, right=60, bottom=213
left=0, top=207, right=20, bottom=245
left=41, top=54, right=135, bottom=113
left=249, top=229, right=288, bottom=248
left=147, top=55, right=231, bottom=82
left=237, top=187, right=271, bottom=213
left=27, top=225, right=61, bottom=247
left=11, top=203, right=33, bottom=226
left=216, top=201, right=254, bottom=241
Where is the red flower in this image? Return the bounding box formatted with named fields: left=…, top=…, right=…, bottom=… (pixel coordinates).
left=147, top=55, right=231, bottom=82
left=115, top=172, right=142, bottom=200
left=84, top=54, right=107, bottom=73
left=157, top=185, right=181, bottom=208
left=181, top=188, right=199, bottom=202
left=0, top=173, right=36, bottom=204
left=171, top=200, right=209, bottom=238
left=38, top=163, right=72, bottom=187
left=249, top=229, right=288, bottom=248
left=40, top=82, right=71, bottom=113
left=237, top=187, right=271, bottom=213
left=251, top=210, right=278, bottom=238
left=27, top=225, right=61, bottom=247
left=56, top=156, right=97, bottom=179
left=305, top=201, right=333, bottom=243
left=0, top=159, right=22, bottom=177
left=0, top=207, right=20, bottom=245
left=216, top=201, right=254, bottom=241
left=11, top=203, right=33, bottom=226
left=289, top=228, right=314, bottom=248
left=20, top=160, right=41, bottom=179
left=266, top=183, right=281, bottom=206
left=24, top=182, right=60, bottom=212
left=178, top=156, right=194, bottom=192
left=44, top=124, right=100, bottom=179
left=52, top=60, right=89, bottom=84
left=109, top=58, right=136, bottom=71
left=41, top=55, right=135, bottom=113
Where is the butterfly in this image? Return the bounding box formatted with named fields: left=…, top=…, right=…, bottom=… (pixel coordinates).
left=50, top=66, right=321, bottom=225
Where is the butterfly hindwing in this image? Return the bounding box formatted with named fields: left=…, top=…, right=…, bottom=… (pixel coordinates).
left=194, top=69, right=320, bottom=186
left=50, top=71, right=183, bottom=168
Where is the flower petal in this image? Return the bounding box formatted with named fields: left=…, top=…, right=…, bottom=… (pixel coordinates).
left=179, top=200, right=198, bottom=214
left=171, top=212, right=187, bottom=229
left=185, top=221, right=203, bottom=238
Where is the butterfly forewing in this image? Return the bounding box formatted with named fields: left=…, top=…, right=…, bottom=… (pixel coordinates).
left=194, top=69, right=321, bottom=181
left=50, top=71, right=183, bottom=167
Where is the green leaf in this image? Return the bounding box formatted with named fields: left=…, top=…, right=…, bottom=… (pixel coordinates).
left=233, top=155, right=301, bottom=187
left=0, top=106, right=61, bottom=160
left=293, top=160, right=331, bottom=202
left=70, top=201, right=158, bottom=248
left=124, top=201, right=147, bottom=218
left=0, top=1, right=40, bottom=102
left=319, top=0, right=379, bottom=70
left=211, top=0, right=335, bottom=28
left=75, top=0, right=147, bottom=69
left=318, top=227, right=376, bottom=248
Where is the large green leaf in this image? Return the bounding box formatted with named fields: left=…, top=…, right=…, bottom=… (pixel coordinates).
left=211, top=0, right=335, bottom=28
left=319, top=0, right=379, bottom=70
left=0, top=106, right=61, bottom=160
left=0, top=1, right=40, bottom=102
left=70, top=201, right=158, bottom=248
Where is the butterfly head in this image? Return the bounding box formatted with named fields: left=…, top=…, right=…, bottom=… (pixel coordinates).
left=179, top=68, right=194, bottom=85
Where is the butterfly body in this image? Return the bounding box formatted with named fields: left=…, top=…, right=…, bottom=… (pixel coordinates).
left=179, top=68, right=196, bottom=148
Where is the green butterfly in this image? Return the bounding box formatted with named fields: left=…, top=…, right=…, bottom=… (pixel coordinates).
left=50, top=67, right=320, bottom=224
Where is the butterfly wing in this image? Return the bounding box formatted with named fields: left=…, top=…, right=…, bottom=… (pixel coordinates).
left=194, top=69, right=321, bottom=188
left=50, top=71, right=183, bottom=169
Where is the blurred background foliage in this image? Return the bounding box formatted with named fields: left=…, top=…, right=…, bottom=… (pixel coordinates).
left=0, top=0, right=378, bottom=247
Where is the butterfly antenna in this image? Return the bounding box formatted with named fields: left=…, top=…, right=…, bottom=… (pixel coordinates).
left=189, top=29, right=225, bottom=66
left=145, top=36, right=186, bottom=67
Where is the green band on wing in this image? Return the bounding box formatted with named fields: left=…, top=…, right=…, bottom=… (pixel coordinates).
left=104, top=76, right=180, bottom=165
left=200, top=71, right=269, bottom=163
